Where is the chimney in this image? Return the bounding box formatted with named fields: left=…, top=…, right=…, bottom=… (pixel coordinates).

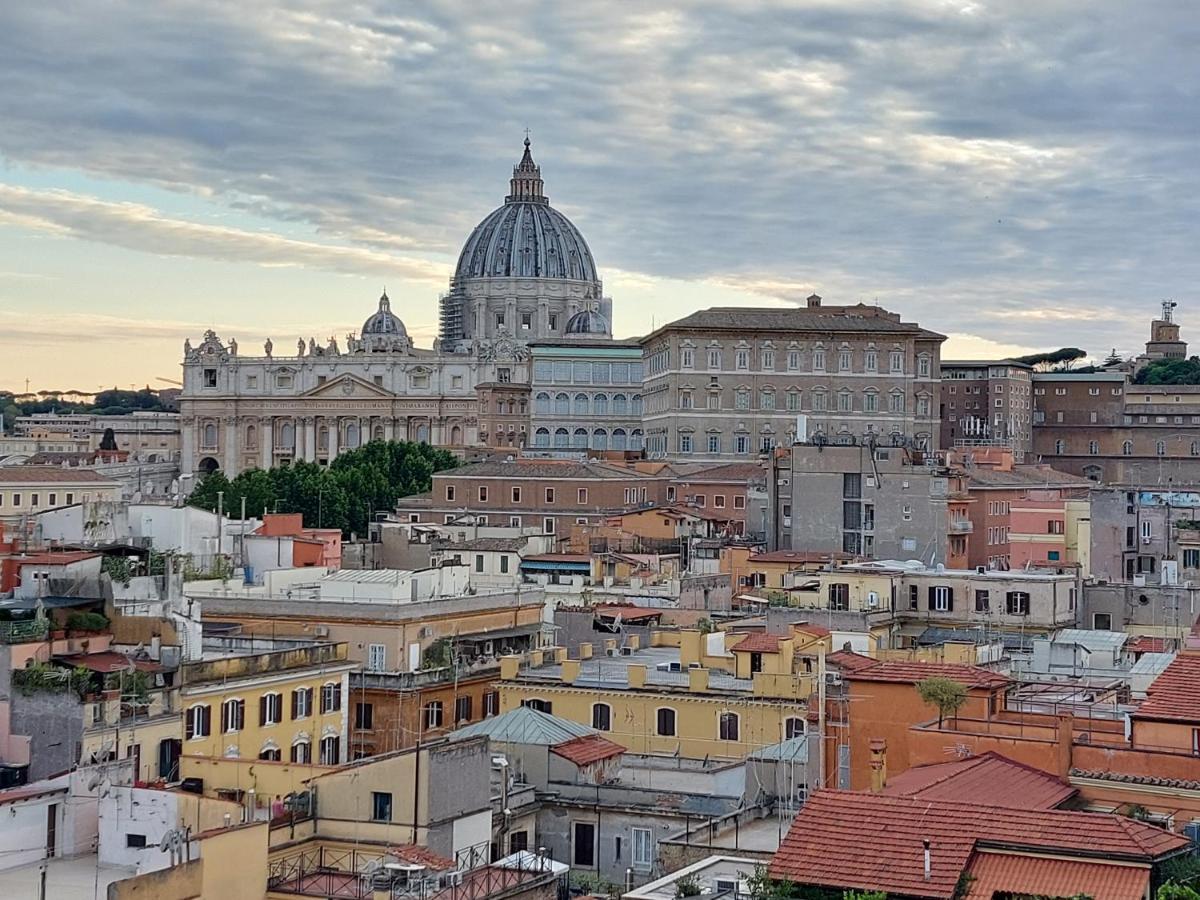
left=579, top=642, right=593, bottom=660
left=923, top=839, right=931, bottom=881
left=868, top=739, right=888, bottom=792
left=561, top=659, right=581, bottom=684
left=689, top=667, right=709, bottom=693
left=627, top=664, right=646, bottom=688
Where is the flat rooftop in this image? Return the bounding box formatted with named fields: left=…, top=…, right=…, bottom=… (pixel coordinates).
left=0, top=856, right=134, bottom=899
left=517, top=645, right=755, bottom=693
left=837, top=561, right=1076, bottom=581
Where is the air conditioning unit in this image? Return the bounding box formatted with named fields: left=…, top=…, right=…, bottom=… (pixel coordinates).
left=825, top=671, right=843, bottom=686
left=620, top=646, right=633, bottom=656
left=606, top=648, right=619, bottom=657
left=314, top=625, right=330, bottom=638
left=976, top=565, right=986, bottom=575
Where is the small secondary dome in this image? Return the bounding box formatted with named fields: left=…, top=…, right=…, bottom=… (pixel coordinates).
left=454, top=138, right=599, bottom=283
left=564, top=307, right=610, bottom=336
left=362, top=291, right=408, bottom=337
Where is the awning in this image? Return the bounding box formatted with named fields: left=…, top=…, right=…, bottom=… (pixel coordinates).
left=519, top=559, right=589, bottom=573
left=0, top=596, right=100, bottom=611
left=459, top=625, right=541, bottom=644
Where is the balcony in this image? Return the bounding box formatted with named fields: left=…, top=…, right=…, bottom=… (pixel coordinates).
left=948, top=519, right=974, bottom=534
left=0, top=619, right=49, bottom=644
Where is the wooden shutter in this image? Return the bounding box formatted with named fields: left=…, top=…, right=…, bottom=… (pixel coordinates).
left=201, top=705, right=211, bottom=736
left=928, top=586, right=937, bottom=609
left=259, top=696, right=268, bottom=727
left=186, top=709, right=195, bottom=740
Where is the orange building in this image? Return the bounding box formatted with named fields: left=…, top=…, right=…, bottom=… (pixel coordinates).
left=351, top=670, right=502, bottom=756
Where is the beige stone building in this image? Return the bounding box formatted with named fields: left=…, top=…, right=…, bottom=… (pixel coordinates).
left=640, top=297, right=945, bottom=460
left=178, top=138, right=626, bottom=477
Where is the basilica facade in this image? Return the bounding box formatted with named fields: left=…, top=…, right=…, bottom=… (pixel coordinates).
left=179, top=139, right=618, bottom=477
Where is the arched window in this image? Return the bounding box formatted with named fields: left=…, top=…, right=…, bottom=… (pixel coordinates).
left=320, top=682, right=341, bottom=714
left=373, top=425, right=384, bottom=441
left=631, top=395, right=643, bottom=416
left=259, top=692, right=283, bottom=726
left=1088, top=440, right=1099, bottom=455
left=535, top=392, right=551, bottom=415
left=415, top=423, right=430, bottom=443
left=221, top=699, right=244, bottom=734
left=630, top=429, right=644, bottom=451
left=593, top=394, right=609, bottom=415
left=318, top=427, right=329, bottom=451
left=1054, top=440, right=1065, bottom=455
left=555, top=393, right=570, bottom=415
left=656, top=707, right=676, bottom=737
left=574, top=393, right=589, bottom=416
left=613, top=394, right=628, bottom=416
left=592, top=429, right=608, bottom=450
left=346, top=423, right=360, bottom=447
left=1122, top=440, right=1133, bottom=456
left=202, top=422, right=217, bottom=448
left=450, top=425, right=462, bottom=445
left=280, top=422, right=295, bottom=449
left=258, top=746, right=281, bottom=762
left=290, top=740, right=312, bottom=764
left=785, top=717, right=805, bottom=740
left=522, top=698, right=552, bottom=714
left=592, top=703, right=612, bottom=731
left=185, top=704, right=211, bottom=740
left=1191, top=442, right=1200, bottom=457
left=553, top=428, right=569, bottom=448
left=572, top=428, right=588, bottom=448
left=718, top=712, right=739, bottom=741
left=319, top=736, right=340, bottom=766
left=534, top=428, right=550, bottom=448
left=612, top=428, right=627, bottom=451
left=245, top=424, right=257, bottom=449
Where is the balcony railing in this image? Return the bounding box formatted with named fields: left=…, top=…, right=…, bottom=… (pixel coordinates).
left=949, top=520, right=974, bottom=534
left=0, top=619, right=49, bottom=644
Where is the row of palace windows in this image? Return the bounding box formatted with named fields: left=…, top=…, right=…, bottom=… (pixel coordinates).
left=533, top=393, right=643, bottom=417
left=678, top=387, right=928, bottom=415
left=674, top=346, right=931, bottom=377
left=1053, top=439, right=1200, bottom=456
left=532, top=360, right=644, bottom=385
left=532, top=427, right=644, bottom=450
left=521, top=698, right=806, bottom=742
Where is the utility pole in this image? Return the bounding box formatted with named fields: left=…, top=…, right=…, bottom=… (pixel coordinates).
left=216, top=491, right=224, bottom=569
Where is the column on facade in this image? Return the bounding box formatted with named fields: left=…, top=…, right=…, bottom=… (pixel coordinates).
left=328, top=417, right=339, bottom=460
left=181, top=418, right=195, bottom=475
left=223, top=416, right=239, bottom=475
left=395, top=417, right=409, bottom=442
left=384, top=418, right=395, bottom=441
left=303, top=417, right=317, bottom=462
left=260, top=416, right=273, bottom=469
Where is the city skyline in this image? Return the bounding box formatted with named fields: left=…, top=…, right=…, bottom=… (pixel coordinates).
left=2, top=1, right=1197, bottom=391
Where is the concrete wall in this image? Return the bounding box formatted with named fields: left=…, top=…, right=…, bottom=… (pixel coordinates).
left=10, top=689, right=84, bottom=781
left=1082, top=582, right=1199, bottom=637
left=0, top=783, right=67, bottom=871
left=107, top=860, right=203, bottom=900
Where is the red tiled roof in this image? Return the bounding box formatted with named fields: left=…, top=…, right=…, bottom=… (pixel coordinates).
left=391, top=844, right=456, bottom=871
left=883, top=752, right=1076, bottom=810
left=0, top=467, right=117, bottom=484
left=794, top=623, right=831, bottom=638
left=845, top=660, right=1009, bottom=688
left=57, top=652, right=162, bottom=673
left=965, top=851, right=1149, bottom=900
left=827, top=650, right=879, bottom=672
left=551, top=734, right=625, bottom=767
left=1134, top=653, right=1200, bottom=722
left=768, top=790, right=1189, bottom=898
left=15, top=551, right=100, bottom=565
left=734, top=633, right=785, bottom=653
left=593, top=605, right=665, bottom=622
left=1128, top=636, right=1171, bottom=654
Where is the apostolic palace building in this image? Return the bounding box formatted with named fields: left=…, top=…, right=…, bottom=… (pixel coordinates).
left=179, top=139, right=626, bottom=477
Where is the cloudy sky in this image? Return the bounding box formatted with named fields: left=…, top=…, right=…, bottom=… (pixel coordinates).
left=1, top=1, right=1196, bottom=391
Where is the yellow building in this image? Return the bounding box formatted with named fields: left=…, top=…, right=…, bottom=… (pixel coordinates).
left=0, top=466, right=120, bottom=528
left=83, top=686, right=182, bottom=783
left=498, top=628, right=824, bottom=760
left=178, top=642, right=357, bottom=809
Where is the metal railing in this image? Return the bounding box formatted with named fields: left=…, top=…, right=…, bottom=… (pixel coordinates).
left=0, top=619, right=49, bottom=643
left=266, top=842, right=562, bottom=900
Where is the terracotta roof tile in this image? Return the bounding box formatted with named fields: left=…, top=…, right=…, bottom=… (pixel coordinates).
left=845, top=660, right=1009, bottom=688
left=883, top=751, right=1076, bottom=810
left=1134, top=654, right=1200, bottom=722
left=826, top=650, right=879, bottom=672
left=733, top=633, right=785, bottom=653
left=0, top=467, right=117, bottom=484
left=550, top=734, right=624, bottom=767
left=1128, top=636, right=1171, bottom=654
left=965, top=851, right=1149, bottom=900
left=769, top=790, right=1189, bottom=898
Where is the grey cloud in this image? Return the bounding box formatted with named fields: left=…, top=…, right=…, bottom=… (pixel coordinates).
left=0, top=0, right=1195, bottom=356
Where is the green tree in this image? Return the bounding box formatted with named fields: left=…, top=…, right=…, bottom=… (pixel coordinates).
left=1011, top=347, right=1087, bottom=372
left=1158, top=883, right=1200, bottom=900
left=1135, top=357, right=1200, bottom=385
left=916, top=676, right=968, bottom=728
left=187, top=440, right=456, bottom=536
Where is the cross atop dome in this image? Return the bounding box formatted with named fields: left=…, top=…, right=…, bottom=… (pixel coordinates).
left=507, top=134, right=547, bottom=204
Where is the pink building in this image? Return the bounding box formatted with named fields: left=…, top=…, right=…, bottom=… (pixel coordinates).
left=257, top=514, right=342, bottom=569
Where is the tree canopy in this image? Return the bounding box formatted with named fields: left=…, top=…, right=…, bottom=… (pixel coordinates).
left=187, top=440, right=457, bottom=536
left=1133, top=356, right=1200, bottom=385
left=1010, top=347, right=1087, bottom=372
left=916, top=676, right=969, bottom=728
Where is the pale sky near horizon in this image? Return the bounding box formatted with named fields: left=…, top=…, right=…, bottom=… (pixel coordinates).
left=1, top=2, right=1196, bottom=392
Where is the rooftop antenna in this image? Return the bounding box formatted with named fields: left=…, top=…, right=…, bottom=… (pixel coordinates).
left=1162, top=299, right=1178, bottom=322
